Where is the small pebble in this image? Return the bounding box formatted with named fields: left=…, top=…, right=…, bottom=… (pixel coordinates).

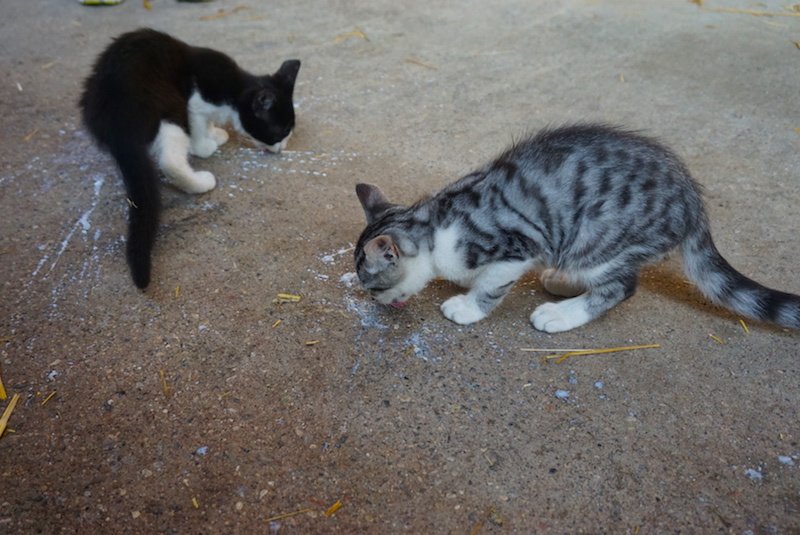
left=778, top=455, right=795, bottom=466
left=744, top=468, right=763, bottom=481
left=195, top=446, right=209, bottom=456
left=554, top=389, right=570, bottom=399
left=593, top=381, right=604, bottom=389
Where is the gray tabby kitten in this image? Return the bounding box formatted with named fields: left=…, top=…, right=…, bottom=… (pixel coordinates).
left=354, top=124, right=800, bottom=333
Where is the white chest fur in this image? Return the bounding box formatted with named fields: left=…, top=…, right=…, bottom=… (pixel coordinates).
left=187, top=91, right=290, bottom=153
left=187, top=91, right=243, bottom=133
left=431, top=225, right=475, bottom=286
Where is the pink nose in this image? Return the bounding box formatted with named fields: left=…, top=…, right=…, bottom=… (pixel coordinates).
left=389, top=301, right=406, bottom=309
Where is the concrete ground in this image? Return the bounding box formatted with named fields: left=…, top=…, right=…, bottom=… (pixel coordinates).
left=1, top=0, right=799, bottom=533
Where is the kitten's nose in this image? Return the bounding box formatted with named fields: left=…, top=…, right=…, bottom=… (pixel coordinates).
left=265, top=135, right=290, bottom=154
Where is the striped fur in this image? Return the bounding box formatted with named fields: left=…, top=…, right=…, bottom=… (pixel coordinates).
left=354, top=124, right=800, bottom=332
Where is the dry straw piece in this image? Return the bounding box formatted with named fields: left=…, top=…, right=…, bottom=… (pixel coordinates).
left=0, top=393, right=21, bottom=439
left=522, top=343, right=661, bottom=364
left=41, top=392, right=56, bottom=406
left=265, top=508, right=314, bottom=522
left=160, top=370, right=171, bottom=398
left=324, top=500, right=343, bottom=517
left=708, top=334, right=726, bottom=345
left=739, top=319, right=750, bottom=334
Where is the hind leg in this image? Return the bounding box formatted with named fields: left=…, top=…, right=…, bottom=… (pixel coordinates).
left=540, top=268, right=585, bottom=297
left=531, top=268, right=639, bottom=333
left=151, top=122, right=216, bottom=194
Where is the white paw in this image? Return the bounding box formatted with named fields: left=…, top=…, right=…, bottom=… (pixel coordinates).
left=441, top=294, right=486, bottom=325
left=190, top=138, right=218, bottom=158
left=181, top=171, right=216, bottom=194
left=209, top=126, right=229, bottom=146
left=530, top=300, right=590, bottom=333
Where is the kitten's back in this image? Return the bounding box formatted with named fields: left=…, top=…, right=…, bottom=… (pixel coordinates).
left=80, top=29, right=192, bottom=146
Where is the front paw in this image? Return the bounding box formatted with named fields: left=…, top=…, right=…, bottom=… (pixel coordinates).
left=190, top=138, right=218, bottom=158
left=209, top=126, right=230, bottom=146
left=531, top=302, right=570, bottom=333
left=179, top=171, right=216, bottom=194
left=441, top=294, right=486, bottom=325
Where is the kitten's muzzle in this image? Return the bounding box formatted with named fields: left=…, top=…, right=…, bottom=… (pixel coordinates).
left=265, top=131, right=292, bottom=153
left=368, top=288, right=407, bottom=308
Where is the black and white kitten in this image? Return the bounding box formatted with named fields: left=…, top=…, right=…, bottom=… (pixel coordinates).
left=354, top=124, right=800, bottom=332
left=80, top=28, right=301, bottom=288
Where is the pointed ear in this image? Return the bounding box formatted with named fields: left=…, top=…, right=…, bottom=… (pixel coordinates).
left=356, top=183, right=392, bottom=224
left=252, top=89, right=276, bottom=119
left=276, top=59, right=301, bottom=91
left=364, top=234, right=399, bottom=273
left=394, top=233, right=419, bottom=257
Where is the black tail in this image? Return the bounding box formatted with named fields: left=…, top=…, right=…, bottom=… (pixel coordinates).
left=681, top=216, right=800, bottom=329
left=111, top=145, right=161, bottom=289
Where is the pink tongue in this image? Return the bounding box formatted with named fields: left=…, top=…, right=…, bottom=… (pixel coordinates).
left=389, top=301, right=407, bottom=309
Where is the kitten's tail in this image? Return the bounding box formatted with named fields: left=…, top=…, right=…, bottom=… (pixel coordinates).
left=681, top=217, right=800, bottom=329
left=111, top=145, right=161, bottom=289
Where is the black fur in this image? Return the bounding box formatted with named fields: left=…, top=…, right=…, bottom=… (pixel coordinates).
left=80, top=28, right=300, bottom=288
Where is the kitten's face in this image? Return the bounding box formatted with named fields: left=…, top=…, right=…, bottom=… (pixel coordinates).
left=238, top=59, right=300, bottom=152
left=354, top=184, right=426, bottom=308
left=355, top=234, right=411, bottom=308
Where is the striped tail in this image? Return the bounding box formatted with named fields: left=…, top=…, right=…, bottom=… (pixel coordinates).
left=111, top=144, right=161, bottom=289
left=680, top=216, right=800, bottom=329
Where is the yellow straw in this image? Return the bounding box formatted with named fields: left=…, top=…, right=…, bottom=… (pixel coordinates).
left=266, top=508, right=313, bottom=522
left=0, top=393, right=21, bottom=438
left=324, top=500, right=343, bottom=517
left=160, top=369, right=170, bottom=398
left=708, top=334, right=725, bottom=345
left=540, top=343, right=661, bottom=364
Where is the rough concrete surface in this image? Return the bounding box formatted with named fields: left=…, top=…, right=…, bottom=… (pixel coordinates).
left=1, top=0, right=799, bottom=533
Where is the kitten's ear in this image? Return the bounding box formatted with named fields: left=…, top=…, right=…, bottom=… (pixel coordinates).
left=364, top=234, right=399, bottom=273
left=356, top=183, right=391, bottom=224
left=394, top=233, right=419, bottom=257
left=276, top=59, right=301, bottom=91
left=252, top=89, right=276, bottom=119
